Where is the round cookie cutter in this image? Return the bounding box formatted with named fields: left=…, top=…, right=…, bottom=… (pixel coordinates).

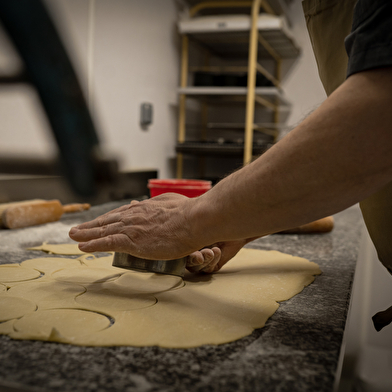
left=112, top=252, right=187, bottom=277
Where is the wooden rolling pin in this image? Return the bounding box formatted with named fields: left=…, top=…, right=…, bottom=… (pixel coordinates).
left=1, top=200, right=90, bottom=229
left=278, top=216, right=334, bottom=234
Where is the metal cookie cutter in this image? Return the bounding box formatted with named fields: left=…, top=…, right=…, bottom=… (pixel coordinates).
left=112, top=252, right=187, bottom=277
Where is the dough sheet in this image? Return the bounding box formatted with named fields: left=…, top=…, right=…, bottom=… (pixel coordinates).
left=27, top=242, right=86, bottom=255
left=0, top=244, right=321, bottom=348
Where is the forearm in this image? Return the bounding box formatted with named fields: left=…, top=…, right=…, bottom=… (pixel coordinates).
left=69, top=67, right=392, bottom=262
left=191, top=68, right=392, bottom=244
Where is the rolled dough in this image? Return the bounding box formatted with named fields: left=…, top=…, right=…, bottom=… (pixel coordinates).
left=0, top=245, right=321, bottom=348
left=0, top=296, right=37, bottom=322
left=13, top=309, right=111, bottom=341
left=0, top=265, right=41, bottom=283
left=27, top=242, right=86, bottom=255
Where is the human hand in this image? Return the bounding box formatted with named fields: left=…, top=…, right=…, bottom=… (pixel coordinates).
left=186, top=239, right=253, bottom=274
left=69, top=193, right=204, bottom=260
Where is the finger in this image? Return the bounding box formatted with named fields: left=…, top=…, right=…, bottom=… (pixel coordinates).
left=200, top=247, right=221, bottom=274
left=187, top=251, right=204, bottom=268
left=187, top=248, right=220, bottom=274
left=193, top=249, right=215, bottom=271
left=187, top=249, right=214, bottom=268
left=187, top=264, right=209, bottom=274
left=77, top=211, right=125, bottom=230
left=78, top=234, right=130, bottom=253
left=70, top=203, right=134, bottom=232
left=215, top=253, right=231, bottom=272
left=69, top=221, right=125, bottom=242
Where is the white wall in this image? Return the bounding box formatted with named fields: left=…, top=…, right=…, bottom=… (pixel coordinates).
left=281, top=0, right=327, bottom=133
left=51, top=0, right=181, bottom=178
left=92, top=0, right=180, bottom=177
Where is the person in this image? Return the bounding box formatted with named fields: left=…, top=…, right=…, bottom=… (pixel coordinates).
left=70, top=0, right=392, bottom=278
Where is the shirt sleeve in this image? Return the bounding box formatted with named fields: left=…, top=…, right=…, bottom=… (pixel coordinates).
left=345, top=0, right=392, bottom=77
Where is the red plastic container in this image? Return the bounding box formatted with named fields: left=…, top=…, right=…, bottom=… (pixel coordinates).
left=148, top=179, right=212, bottom=198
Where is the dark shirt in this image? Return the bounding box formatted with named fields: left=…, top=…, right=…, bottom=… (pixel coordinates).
left=345, top=0, right=392, bottom=77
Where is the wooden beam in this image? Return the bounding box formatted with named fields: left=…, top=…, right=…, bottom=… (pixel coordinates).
left=254, top=94, right=277, bottom=110
left=256, top=62, right=280, bottom=87
left=190, top=1, right=253, bottom=17
left=258, top=33, right=280, bottom=62
left=190, top=0, right=275, bottom=17
left=244, top=0, right=262, bottom=165
left=177, top=35, right=189, bottom=178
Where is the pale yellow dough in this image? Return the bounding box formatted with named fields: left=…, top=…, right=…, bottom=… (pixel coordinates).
left=0, top=296, right=37, bottom=322
left=27, top=242, right=86, bottom=255
left=0, top=245, right=321, bottom=348
left=0, top=264, right=41, bottom=283
left=13, top=309, right=111, bottom=341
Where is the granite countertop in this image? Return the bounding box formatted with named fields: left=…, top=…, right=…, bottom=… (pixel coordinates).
left=0, top=201, right=363, bottom=392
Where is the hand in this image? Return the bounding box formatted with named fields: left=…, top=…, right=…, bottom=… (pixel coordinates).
left=69, top=193, right=203, bottom=260
left=186, top=238, right=255, bottom=274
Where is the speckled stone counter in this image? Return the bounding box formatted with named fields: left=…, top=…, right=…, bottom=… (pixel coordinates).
left=0, top=202, right=363, bottom=392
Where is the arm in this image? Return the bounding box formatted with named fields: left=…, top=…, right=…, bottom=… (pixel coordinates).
left=70, top=67, right=392, bottom=263
left=195, top=67, right=392, bottom=242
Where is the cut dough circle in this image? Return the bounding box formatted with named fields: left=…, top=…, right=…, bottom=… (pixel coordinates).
left=0, top=296, right=36, bottom=322
left=52, top=267, right=122, bottom=284
left=8, top=281, right=86, bottom=309
left=75, top=286, right=156, bottom=311
left=114, top=272, right=184, bottom=293
left=0, top=265, right=41, bottom=283
left=13, top=309, right=111, bottom=340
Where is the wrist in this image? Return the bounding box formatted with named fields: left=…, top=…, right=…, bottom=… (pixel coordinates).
left=186, top=190, right=223, bottom=248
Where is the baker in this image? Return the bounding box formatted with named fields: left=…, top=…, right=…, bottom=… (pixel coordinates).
left=70, top=0, right=392, bottom=279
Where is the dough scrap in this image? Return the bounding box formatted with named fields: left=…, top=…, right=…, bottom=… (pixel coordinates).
left=0, top=247, right=321, bottom=348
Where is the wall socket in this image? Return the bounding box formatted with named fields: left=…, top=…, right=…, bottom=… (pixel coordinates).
left=140, top=102, right=153, bottom=129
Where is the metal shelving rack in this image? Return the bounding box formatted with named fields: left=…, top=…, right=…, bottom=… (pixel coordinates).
left=176, top=0, right=300, bottom=179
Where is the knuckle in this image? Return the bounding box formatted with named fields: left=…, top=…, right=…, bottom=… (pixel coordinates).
left=99, top=226, right=108, bottom=237
left=105, top=235, right=116, bottom=249
left=99, top=224, right=115, bottom=238
left=96, top=216, right=106, bottom=227
left=187, top=253, right=202, bottom=267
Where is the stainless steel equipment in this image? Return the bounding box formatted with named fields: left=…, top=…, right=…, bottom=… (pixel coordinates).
left=112, top=252, right=187, bottom=277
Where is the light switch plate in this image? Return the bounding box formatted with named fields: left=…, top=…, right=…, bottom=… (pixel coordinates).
left=140, top=102, right=153, bottom=127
